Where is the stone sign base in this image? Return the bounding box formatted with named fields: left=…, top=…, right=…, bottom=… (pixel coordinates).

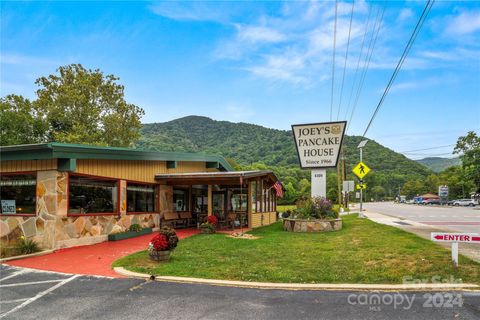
left=283, top=218, right=342, bottom=233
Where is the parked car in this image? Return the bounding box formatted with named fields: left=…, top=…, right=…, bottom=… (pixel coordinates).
left=452, top=199, right=476, bottom=207
left=413, top=197, right=423, bottom=204
left=421, top=198, right=441, bottom=205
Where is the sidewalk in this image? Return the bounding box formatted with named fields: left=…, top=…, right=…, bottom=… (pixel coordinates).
left=362, top=210, right=480, bottom=263
left=4, top=228, right=199, bottom=278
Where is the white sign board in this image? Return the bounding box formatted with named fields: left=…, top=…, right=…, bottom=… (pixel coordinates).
left=1, top=200, right=16, bottom=214
left=311, top=169, right=327, bottom=198
left=292, top=121, right=346, bottom=169
left=342, top=180, right=354, bottom=193
left=431, top=233, right=480, bottom=243
left=438, top=185, right=449, bottom=197
left=431, top=232, right=480, bottom=267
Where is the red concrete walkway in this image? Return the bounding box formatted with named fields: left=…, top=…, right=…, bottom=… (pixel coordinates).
left=6, top=229, right=199, bottom=278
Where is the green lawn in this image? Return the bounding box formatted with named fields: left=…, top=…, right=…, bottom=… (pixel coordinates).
left=113, top=215, right=480, bottom=284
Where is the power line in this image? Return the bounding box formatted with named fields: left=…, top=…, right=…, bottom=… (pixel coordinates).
left=330, top=0, right=338, bottom=121
left=336, top=0, right=355, bottom=121
left=347, top=4, right=385, bottom=133
left=343, top=4, right=373, bottom=122
left=362, top=0, right=435, bottom=138
left=400, top=144, right=455, bottom=153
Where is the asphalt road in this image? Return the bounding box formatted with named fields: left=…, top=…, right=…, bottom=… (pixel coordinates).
left=1, top=265, right=479, bottom=320
left=364, top=202, right=480, bottom=234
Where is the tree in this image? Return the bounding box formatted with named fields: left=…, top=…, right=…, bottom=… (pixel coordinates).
left=425, top=174, right=440, bottom=194
left=1, top=64, right=145, bottom=147
left=454, top=131, right=480, bottom=191
left=371, top=186, right=386, bottom=200
left=0, top=95, right=47, bottom=145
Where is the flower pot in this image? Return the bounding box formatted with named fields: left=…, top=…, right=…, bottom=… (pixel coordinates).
left=201, top=228, right=215, bottom=234
left=149, top=250, right=171, bottom=262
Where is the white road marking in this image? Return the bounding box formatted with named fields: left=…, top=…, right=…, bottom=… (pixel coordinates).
left=0, top=274, right=78, bottom=319
left=0, top=298, right=29, bottom=304
left=0, top=270, right=26, bottom=282
left=0, top=279, right=64, bottom=288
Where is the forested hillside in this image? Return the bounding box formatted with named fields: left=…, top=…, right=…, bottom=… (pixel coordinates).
left=416, top=157, right=461, bottom=173
left=138, top=116, right=436, bottom=203
left=139, top=116, right=431, bottom=176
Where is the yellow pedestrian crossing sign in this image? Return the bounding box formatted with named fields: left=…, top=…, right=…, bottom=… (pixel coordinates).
left=352, top=162, right=370, bottom=179
left=356, top=183, right=366, bottom=190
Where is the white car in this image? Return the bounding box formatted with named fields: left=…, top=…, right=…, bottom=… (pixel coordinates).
left=452, top=199, right=476, bottom=207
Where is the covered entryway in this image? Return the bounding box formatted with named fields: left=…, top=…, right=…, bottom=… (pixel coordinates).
left=155, top=170, right=281, bottom=229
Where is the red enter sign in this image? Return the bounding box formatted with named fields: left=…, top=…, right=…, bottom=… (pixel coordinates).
left=431, top=233, right=480, bottom=243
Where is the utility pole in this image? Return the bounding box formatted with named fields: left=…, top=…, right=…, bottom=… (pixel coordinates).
left=337, top=149, right=342, bottom=206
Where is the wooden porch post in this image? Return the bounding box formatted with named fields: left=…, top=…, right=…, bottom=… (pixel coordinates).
left=207, top=184, right=213, bottom=216
left=248, top=181, right=253, bottom=229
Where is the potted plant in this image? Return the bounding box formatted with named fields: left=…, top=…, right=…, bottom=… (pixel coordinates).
left=200, top=215, right=218, bottom=234
left=148, top=226, right=179, bottom=262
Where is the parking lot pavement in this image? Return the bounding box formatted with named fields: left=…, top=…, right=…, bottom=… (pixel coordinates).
left=1, top=265, right=479, bottom=320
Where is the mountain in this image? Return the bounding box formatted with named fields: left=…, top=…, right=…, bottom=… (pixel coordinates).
left=138, top=116, right=432, bottom=178
left=416, top=157, right=461, bottom=173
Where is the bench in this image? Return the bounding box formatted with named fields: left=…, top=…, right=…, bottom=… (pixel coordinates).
left=161, top=212, right=183, bottom=228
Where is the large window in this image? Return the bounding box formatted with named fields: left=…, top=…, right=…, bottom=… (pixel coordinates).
left=173, top=188, right=189, bottom=212
left=251, top=181, right=257, bottom=213
left=68, top=175, right=118, bottom=214
left=127, top=183, right=156, bottom=213
left=0, top=174, right=36, bottom=215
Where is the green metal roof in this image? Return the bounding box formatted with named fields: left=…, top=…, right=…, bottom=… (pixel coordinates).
left=0, top=142, right=233, bottom=171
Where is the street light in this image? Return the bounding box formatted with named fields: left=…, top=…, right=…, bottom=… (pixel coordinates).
left=357, top=140, right=368, bottom=217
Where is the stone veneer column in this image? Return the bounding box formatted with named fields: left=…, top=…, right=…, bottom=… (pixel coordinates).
left=117, top=180, right=132, bottom=230
left=36, top=170, right=68, bottom=249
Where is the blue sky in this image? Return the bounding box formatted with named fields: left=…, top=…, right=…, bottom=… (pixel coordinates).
left=1, top=1, right=479, bottom=159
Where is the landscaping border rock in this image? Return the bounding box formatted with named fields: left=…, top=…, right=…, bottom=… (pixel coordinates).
left=283, top=218, right=342, bottom=232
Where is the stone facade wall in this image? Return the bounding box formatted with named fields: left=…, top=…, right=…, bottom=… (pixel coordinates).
left=1, top=170, right=162, bottom=252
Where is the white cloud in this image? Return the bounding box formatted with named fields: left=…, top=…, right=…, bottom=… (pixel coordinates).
left=236, top=25, right=286, bottom=43
left=397, top=8, right=413, bottom=22
left=148, top=2, right=233, bottom=23
left=1, top=53, right=59, bottom=66
left=444, top=10, right=480, bottom=35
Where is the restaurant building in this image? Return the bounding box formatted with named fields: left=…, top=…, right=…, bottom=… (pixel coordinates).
left=0, top=143, right=280, bottom=250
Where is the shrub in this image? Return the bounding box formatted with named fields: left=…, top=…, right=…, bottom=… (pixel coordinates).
left=160, top=226, right=179, bottom=250
left=295, top=197, right=338, bottom=220
left=200, top=215, right=218, bottom=231
left=207, top=215, right=218, bottom=226
left=129, top=224, right=142, bottom=232
left=16, top=236, right=40, bottom=255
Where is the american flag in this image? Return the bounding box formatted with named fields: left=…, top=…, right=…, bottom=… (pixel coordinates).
left=273, top=181, right=283, bottom=198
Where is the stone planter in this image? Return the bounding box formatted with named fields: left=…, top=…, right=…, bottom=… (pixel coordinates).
left=108, top=228, right=152, bottom=241
left=149, top=250, right=171, bottom=262
left=283, top=218, right=342, bottom=233
left=200, top=227, right=215, bottom=234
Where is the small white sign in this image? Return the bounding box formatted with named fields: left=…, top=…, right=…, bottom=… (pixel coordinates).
left=431, top=232, right=480, bottom=243
left=431, top=232, right=480, bottom=267
left=292, top=121, right=346, bottom=169
left=311, top=169, right=326, bottom=198
left=1, top=200, right=16, bottom=214
left=343, top=180, right=355, bottom=193
left=439, top=185, right=449, bottom=197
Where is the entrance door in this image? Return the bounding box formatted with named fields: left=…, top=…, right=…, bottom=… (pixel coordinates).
left=212, top=191, right=226, bottom=225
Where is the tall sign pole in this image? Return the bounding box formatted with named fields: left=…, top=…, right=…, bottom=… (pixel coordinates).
left=354, top=140, right=369, bottom=218
left=292, top=121, right=347, bottom=198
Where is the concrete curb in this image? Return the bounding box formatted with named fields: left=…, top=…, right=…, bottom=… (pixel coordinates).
left=0, top=249, right=56, bottom=263
left=113, top=267, right=480, bottom=292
